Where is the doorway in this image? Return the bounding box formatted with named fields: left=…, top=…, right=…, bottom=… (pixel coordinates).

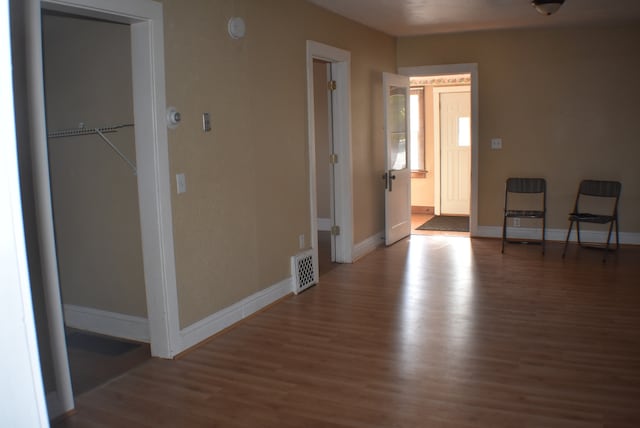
left=306, top=41, right=353, bottom=278
left=312, top=59, right=338, bottom=276
left=400, top=65, right=478, bottom=236
left=433, top=85, right=471, bottom=216
left=41, top=10, right=151, bottom=398
left=25, top=0, right=178, bottom=417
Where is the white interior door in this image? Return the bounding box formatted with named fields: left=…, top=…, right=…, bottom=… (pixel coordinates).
left=383, top=72, right=411, bottom=246
left=439, top=89, right=471, bottom=215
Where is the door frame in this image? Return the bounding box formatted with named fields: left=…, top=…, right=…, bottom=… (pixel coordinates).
left=433, top=85, right=471, bottom=216
left=306, top=41, right=353, bottom=266
left=400, top=64, right=479, bottom=236
left=27, top=0, right=180, bottom=415
left=2, top=0, right=49, bottom=421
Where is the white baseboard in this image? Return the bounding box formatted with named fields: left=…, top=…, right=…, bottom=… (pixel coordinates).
left=476, top=226, right=640, bottom=245
left=317, top=217, right=331, bottom=232
left=353, top=231, right=385, bottom=262
left=63, top=304, right=150, bottom=343
left=179, top=277, right=292, bottom=353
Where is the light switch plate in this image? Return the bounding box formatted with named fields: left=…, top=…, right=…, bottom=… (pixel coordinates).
left=176, top=173, right=186, bottom=194
left=202, top=113, right=211, bottom=132
left=491, top=138, right=503, bottom=150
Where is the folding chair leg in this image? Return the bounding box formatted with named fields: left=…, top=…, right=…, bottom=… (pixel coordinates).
left=602, top=220, right=617, bottom=263
left=541, top=217, right=546, bottom=255
left=576, top=222, right=582, bottom=247
left=501, top=216, right=507, bottom=253
left=604, top=228, right=611, bottom=262
left=562, top=221, right=574, bottom=258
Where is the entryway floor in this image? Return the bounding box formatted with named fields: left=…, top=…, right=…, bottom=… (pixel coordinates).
left=411, top=213, right=470, bottom=237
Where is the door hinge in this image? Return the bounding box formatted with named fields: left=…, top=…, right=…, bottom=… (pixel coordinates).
left=331, top=225, right=341, bottom=236
left=329, top=153, right=338, bottom=164
left=328, top=80, right=337, bottom=91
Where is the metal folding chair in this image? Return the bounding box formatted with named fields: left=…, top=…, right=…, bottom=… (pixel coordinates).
left=502, top=178, right=546, bottom=254
left=562, top=180, right=621, bottom=262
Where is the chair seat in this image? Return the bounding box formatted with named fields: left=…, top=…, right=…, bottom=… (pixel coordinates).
left=568, top=212, right=615, bottom=224
left=506, top=209, right=544, bottom=218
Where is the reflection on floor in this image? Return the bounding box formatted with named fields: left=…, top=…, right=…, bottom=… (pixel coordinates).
left=66, top=328, right=151, bottom=396
left=316, top=214, right=467, bottom=279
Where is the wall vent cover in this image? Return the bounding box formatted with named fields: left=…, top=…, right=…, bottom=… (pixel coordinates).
left=291, top=250, right=316, bottom=294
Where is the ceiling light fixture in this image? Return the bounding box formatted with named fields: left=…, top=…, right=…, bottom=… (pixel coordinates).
left=531, top=0, right=565, bottom=16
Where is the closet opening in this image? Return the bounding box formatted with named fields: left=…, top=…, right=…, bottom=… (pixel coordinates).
left=39, top=9, right=152, bottom=408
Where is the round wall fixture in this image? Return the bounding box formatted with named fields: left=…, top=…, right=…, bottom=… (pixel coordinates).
left=228, top=17, right=246, bottom=39
left=166, top=106, right=181, bottom=129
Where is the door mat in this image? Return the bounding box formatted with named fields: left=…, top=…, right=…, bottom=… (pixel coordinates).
left=66, top=331, right=141, bottom=356
left=416, top=215, right=469, bottom=232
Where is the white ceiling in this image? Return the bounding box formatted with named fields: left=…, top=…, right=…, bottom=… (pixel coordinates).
left=307, top=0, right=640, bottom=37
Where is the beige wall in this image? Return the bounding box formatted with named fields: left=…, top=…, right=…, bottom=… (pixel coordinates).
left=42, top=14, right=147, bottom=317
left=398, top=24, right=640, bottom=231
left=159, top=0, right=396, bottom=328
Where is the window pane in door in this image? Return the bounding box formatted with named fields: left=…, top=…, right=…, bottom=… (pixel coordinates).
left=389, top=86, right=407, bottom=170
left=410, top=87, right=425, bottom=171
left=458, top=116, right=470, bottom=147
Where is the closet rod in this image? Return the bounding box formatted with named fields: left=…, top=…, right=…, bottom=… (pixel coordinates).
left=47, top=123, right=133, bottom=138
left=47, top=124, right=137, bottom=175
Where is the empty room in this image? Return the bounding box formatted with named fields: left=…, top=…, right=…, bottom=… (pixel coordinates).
left=4, top=0, right=640, bottom=427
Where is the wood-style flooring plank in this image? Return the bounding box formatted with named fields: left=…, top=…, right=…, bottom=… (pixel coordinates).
left=52, top=237, right=640, bottom=427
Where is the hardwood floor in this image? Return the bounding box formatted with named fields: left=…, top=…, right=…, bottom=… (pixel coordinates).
left=54, top=237, right=640, bottom=427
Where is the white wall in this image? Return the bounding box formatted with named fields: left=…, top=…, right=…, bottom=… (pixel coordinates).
left=0, top=0, right=49, bottom=423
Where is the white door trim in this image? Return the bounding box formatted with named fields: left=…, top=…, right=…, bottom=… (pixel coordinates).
left=28, top=0, right=180, bottom=414
left=433, top=85, right=471, bottom=216
left=399, top=64, right=479, bottom=236
left=306, top=41, right=353, bottom=265
left=26, top=0, right=73, bottom=414
left=1, top=0, right=49, bottom=421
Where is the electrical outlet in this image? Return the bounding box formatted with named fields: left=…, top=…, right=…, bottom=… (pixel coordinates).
left=491, top=138, right=503, bottom=150
left=513, top=218, right=520, bottom=227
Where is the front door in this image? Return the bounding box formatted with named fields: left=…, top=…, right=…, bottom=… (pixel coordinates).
left=439, top=89, right=471, bottom=215
left=383, top=73, right=411, bottom=246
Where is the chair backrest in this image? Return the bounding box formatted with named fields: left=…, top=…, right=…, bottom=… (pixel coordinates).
left=578, top=180, right=621, bottom=198
left=506, top=178, right=546, bottom=194
left=504, top=178, right=546, bottom=212
left=573, top=180, right=621, bottom=215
